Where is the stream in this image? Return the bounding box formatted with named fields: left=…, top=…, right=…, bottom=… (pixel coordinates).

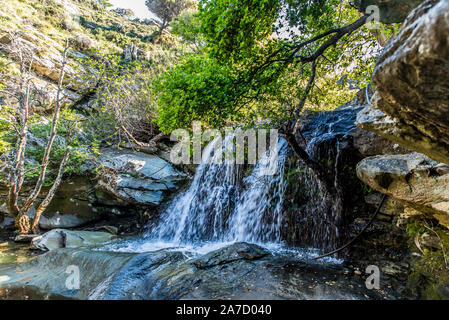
left=0, top=135, right=407, bottom=300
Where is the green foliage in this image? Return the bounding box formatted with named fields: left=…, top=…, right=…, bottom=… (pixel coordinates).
left=199, top=0, right=280, bottom=63
left=23, top=110, right=93, bottom=183
left=170, top=9, right=203, bottom=47
left=406, top=219, right=449, bottom=299
left=154, top=54, right=238, bottom=133
left=154, top=0, right=382, bottom=133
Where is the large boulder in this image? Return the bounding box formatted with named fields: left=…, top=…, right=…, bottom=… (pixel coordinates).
left=357, top=153, right=449, bottom=228
left=96, top=148, right=188, bottom=206
left=366, top=0, right=449, bottom=164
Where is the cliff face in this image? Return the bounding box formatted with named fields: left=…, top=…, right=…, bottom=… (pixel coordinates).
left=0, top=0, right=178, bottom=112
left=355, top=0, right=449, bottom=228
left=360, top=0, right=449, bottom=165
left=0, top=0, right=189, bottom=232
left=353, top=0, right=449, bottom=298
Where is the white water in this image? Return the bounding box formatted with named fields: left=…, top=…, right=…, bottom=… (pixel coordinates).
left=151, top=136, right=289, bottom=244
left=102, top=135, right=341, bottom=264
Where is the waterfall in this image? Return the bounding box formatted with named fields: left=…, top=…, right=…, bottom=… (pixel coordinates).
left=147, top=136, right=289, bottom=246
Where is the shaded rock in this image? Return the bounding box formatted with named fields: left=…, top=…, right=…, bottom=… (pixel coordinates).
left=191, top=242, right=270, bottom=269
left=352, top=126, right=409, bottom=157
left=121, top=142, right=158, bottom=155
left=357, top=153, right=449, bottom=228
left=39, top=212, right=96, bottom=230
left=30, top=229, right=115, bottom=251
left=96, top=148, right=187, bottom=206
left=365, top=192, right=405, bottom=216
left=97, top=226, right=119, bottom=235
left=305, top=98, right=409, bottom=158
left=381, top=261, right=409, bottom=277
left=369, top=0, right=449, bottom=164
left=39, top=177, right=99, bottom=229
left=287, top=99, right=406, bottom=249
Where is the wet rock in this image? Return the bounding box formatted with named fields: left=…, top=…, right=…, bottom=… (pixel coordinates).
left=191, top=242, right=270, bottom=269
left=30, top=229, right=115, bottom=251
left=0, top=243, right=402, bottom=300
left=96, top=148, right=187, bottom=206
left=288, top=99, right=405, bottom=248
left=352, top=126, right=409, bottom=157
left=39, top=177, right=99, bottom=229
left=0, top=248, right=135, bottom=299
left=365, top=192, right=405, bottom=216
left=368, top=0, right=449, bottom=164
left=357, top=153, right=449, bottom=228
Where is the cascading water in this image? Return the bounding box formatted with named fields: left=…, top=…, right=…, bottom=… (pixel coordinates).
left=147, top=136, right=289, bottom=246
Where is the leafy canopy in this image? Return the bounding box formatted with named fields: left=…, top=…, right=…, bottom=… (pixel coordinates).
left=154, top=0, right=385, bottom=133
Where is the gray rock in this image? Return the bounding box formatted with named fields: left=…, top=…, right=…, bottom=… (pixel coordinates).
left=365, top=192, right=405, bottom=216
left=96, top=148, right=187, bottom=206
left=357, top=153, right=449, bottom=228
left=420, top=232, right=441, bottom=250
left=30, top=229, right=115, bottom=251
left=39, top=212, right=96, bottom=229
left=191, top=242, right=270, bottom=269
left=369, top=0, right=449, bottom=164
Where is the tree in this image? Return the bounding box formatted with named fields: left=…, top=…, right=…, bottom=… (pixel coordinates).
left=170, top=9, right=204, bottom=50
left=0, top=35, right=77, bottom=234
left=145, top=0, right=197, bottom=34
left=153, top=0, right=400, bottom=237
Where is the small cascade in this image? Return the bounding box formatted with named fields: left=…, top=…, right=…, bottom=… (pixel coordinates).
left=147, top=136, right=289, bottom=245
left=226, top=139, right=288, bottom=243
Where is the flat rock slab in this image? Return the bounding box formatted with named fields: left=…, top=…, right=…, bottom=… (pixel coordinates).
left=191, top=242, right=270, bottom=269
left=357, top=153, right=449, bottom=227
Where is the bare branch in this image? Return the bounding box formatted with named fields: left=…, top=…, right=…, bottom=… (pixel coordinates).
left=22, top=40, right=70, bottom=214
